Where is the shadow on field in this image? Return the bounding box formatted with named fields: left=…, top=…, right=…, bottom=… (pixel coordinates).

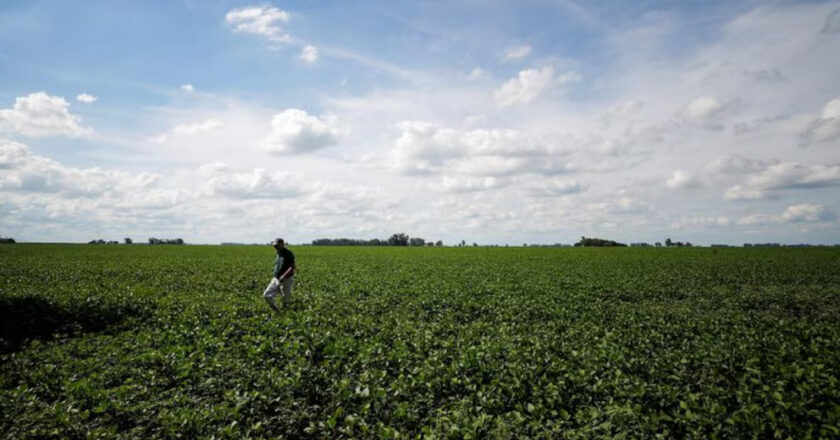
left=0, top=295, right=146, bottom=354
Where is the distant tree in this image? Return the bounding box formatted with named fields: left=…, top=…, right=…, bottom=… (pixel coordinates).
left=665, top=238, right=673, bottom=247
left=575, top=236, right=627, bottom=247
left=0, top=235, right=15, bottom=244
left=460, top=240, right=466, bottom=247
left=388, top=233, right=409, bottom=246
left=655, top=242, right=662, bottom=247
left=148, top=237, right=185, bottom=245
left=409, top=237, right=425, bottom=246
left=473, top=242, right=478, bottom=247
left=435, top=240, right=443, bottom=247
left=124, top=237, right=133, bottom=245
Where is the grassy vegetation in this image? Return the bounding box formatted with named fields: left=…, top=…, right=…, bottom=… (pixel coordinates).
left=2, top=244, right=840, bottom=439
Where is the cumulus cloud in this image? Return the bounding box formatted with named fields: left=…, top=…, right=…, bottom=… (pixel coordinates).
left=527, top=178, right=584, bottom=197
left=503, top=45, right=532, bottom=60
left=600, top=100, right=644, bottom=126
left=172, top=118, right=223, bottom=136
left=206, top=168, right=308, bottom=199
left=494, top=67, right=580, bottom=107
left=391, top=121, right=462, bottom=174
left=666, top=170, right=699, bottom=189
left=670, top=216, right=731, bottom=229
left=585, top=197, right=648, bottom=214
left=0, top=139, right=168, bottom=201
left=679, top=96, right=730, bottom=130
left=724, top=162, right=840, bottom=200
left=738, top=204, right=836, bottom=225
left=76, top=94, right=97, bottom=104
left=440, top=175, right=500, bottom=192
left=707, top=155, right=774, bottom=176
left=800, top=97, right=840, bottom=146
left=467, top=67, right=484, bottom=81
left=723, top=185, right=766, bottom=201
left=781, top=203, right=836, bottom=222
left=389, top=121, right=566, bottom=177
left=181, top=84, right=195, bottom=92
left=299, top=45, right=318, bottom=63
left=225, top=5, right=292, bottom=46
left=262, top=109, right=343, bottom=154
left=0, top=92, right=91, bottom=137
left=1, top=138, right=397, bottom=243
left=746, top=163, right=840, bottom=190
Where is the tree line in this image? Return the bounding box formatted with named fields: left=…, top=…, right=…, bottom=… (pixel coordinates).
left=85, top=237, right=185, bottom=245
left=312, top=233, right=443, bottom=247
left=575, top=237, right=695, bottom=247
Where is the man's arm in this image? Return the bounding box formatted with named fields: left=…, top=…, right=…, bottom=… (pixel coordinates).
left=279, top=266, right=294, bottom=281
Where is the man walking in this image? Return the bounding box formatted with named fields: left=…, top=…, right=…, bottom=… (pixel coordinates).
left=263, top=238, right=296, bottom=313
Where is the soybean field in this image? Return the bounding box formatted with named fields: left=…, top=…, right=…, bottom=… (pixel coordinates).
left=2, top=244, right=840, bottom=439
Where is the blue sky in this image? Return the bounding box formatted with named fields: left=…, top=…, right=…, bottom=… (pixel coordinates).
left=1, top=0, right=839, bottom=244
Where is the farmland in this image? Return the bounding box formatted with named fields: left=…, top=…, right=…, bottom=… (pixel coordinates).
left=2, top=244, right=840, bottom=439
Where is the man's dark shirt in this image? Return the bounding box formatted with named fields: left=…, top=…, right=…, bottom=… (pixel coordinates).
left=273, top=247, right=295, bottom=279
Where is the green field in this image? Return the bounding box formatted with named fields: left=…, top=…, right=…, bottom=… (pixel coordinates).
left=2, top=244, right=840, bottom=439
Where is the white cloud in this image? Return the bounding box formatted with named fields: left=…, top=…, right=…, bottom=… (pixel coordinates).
left=723, top=185, right=766, bottom=201
left=720, top=161, right=840, bottom=200
left=494, top=67, right=580, bottom=107
left=0, top=139, right=28, bottom=169
left=440, top=175, right=500, bottom=192
left=746, top=163, right=840, bottom=190
left=800, top=97, right=840, bottom=146
left=262, top=109, right=343, bottom=154
left=527, top=178, right=584, bottom=197
left=737, top=213, right=776, bottom=226
left=467, top=67, right=484, bottom=81
left=388, top=122, right=567, bottom=177
left=206, top=168, right=309, bottom=199
left=172, top=118, right=223, bottom=136
left=670, top=216, right=731, bottom=229
left=0, top=139, right=395, bottom=243
left=181, top=84, right=195, bottom=92
left=503, top=45, right=532, bottom=60
left=666, top=170, right=699, bottom=189
left=738, top=204, right=836, bottom=225
left=225, top=5, right=292, bottom=46
left=781, top=203, right=835, bottom=222
left=299, top=45, right=318, bottom=63
left=707, top=155, right=773, bottom=176
left=0, top=139, right=165, bottom=199
left=601, top=100, right=644, bottom=126
left=391, top=121, right=462, bottom=174
left=147, top=134, right=168, bottom=145
left=0, top=92, right=91, bottom=137
left=679, top=96, right=731, bottom=130
left=683, top=96, right=725, bottom=119
left=76, top=94, right=97, bottom=104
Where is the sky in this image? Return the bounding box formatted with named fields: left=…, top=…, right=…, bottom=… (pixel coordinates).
left=1, top=0, right=839, bottom=245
